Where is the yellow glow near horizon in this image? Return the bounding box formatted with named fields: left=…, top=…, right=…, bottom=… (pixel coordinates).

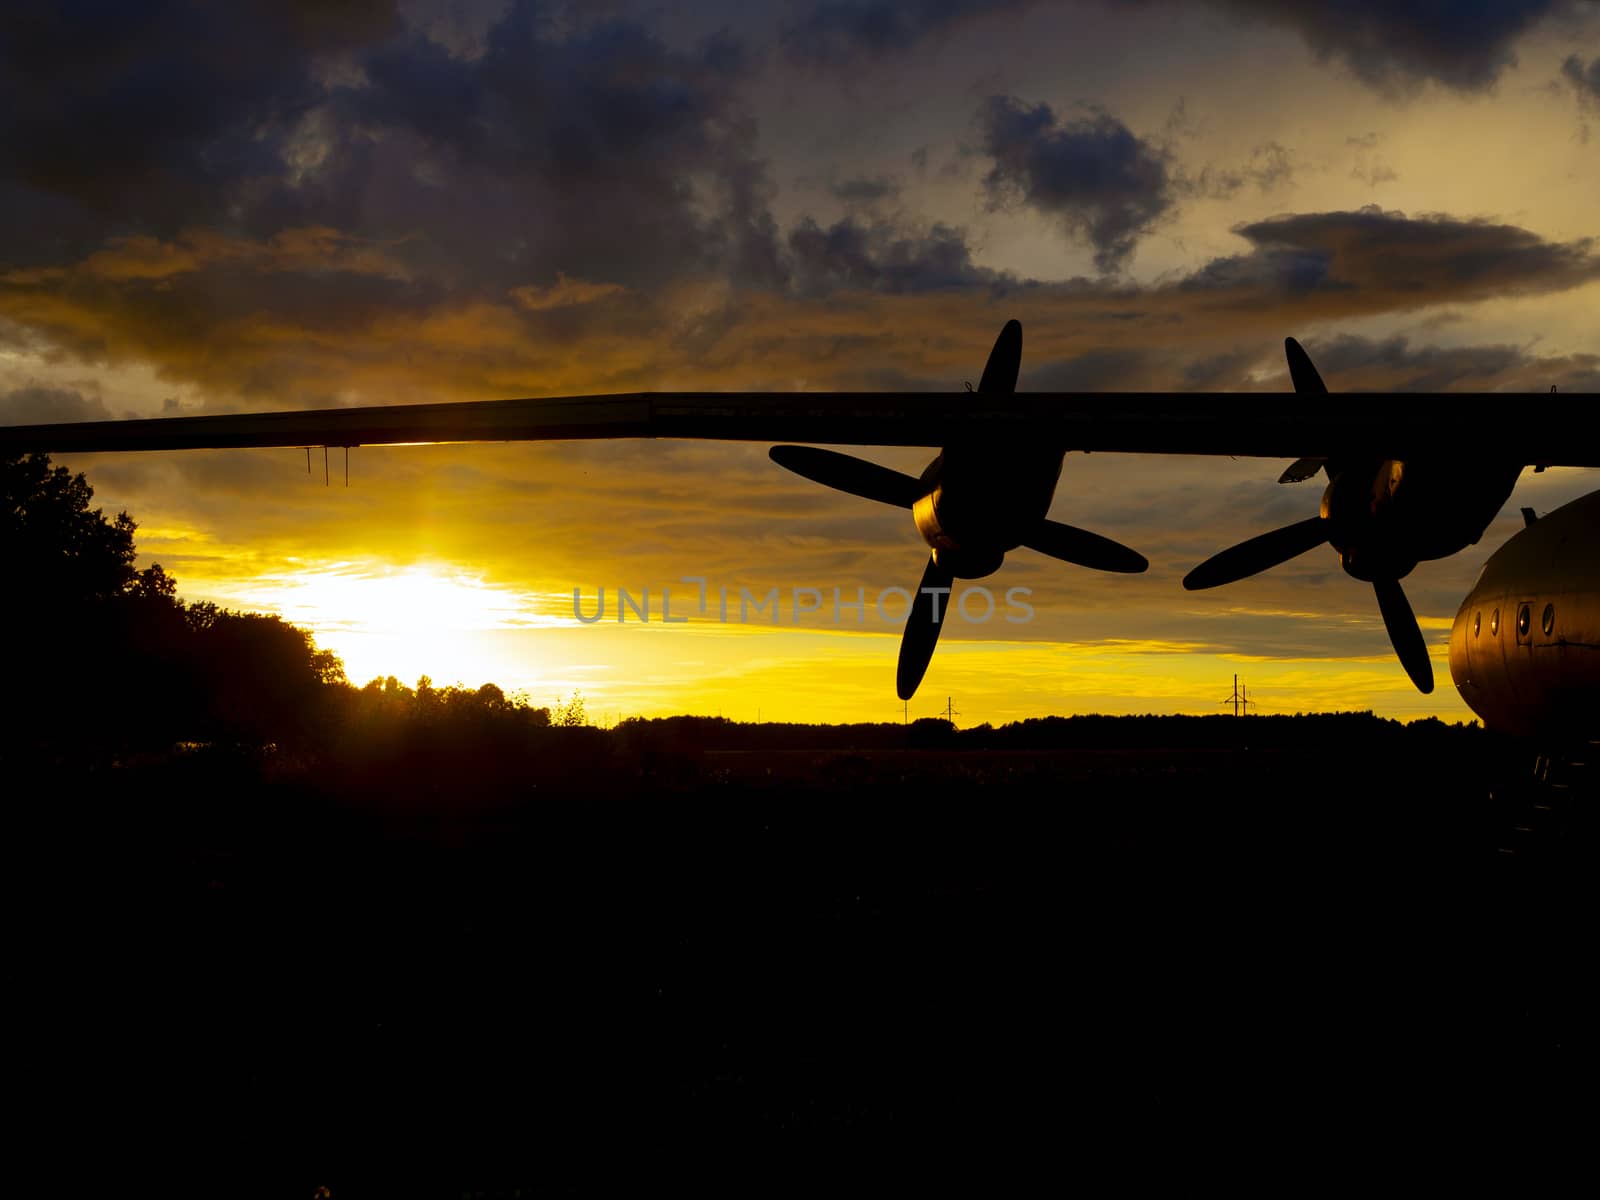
left=188, top=561, right=570, bottom=692
left=175, top=556, right=1479, bottom=724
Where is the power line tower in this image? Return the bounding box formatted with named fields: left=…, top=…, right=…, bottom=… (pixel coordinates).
left=1221, top=674, right=1255, bottom=717
left=942, top=696, right=960, bottom=726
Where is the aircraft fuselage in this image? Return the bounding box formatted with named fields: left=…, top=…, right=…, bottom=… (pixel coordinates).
left=1449, top=488, right=1600, bottom=741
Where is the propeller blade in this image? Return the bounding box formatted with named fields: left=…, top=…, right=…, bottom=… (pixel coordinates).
left=1022, top=519, right=1148, bottom=574
left=1285, top=337, right=1327, bottom=394
left=1278, top=456, right=1325, bottom=484
left=977, top=319, right=1022, bottom=395
left=769, top=445, right=925, bottom=509
left=1278, top=340, right=1328, bottom=483
left=1183, top=516, right=1329, bottom=591
left=897, top=555, right=956, bottom=701
left=1373, top=577, right=1434, bottom=694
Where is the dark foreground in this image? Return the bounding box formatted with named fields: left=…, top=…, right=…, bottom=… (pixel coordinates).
left=13, top=717, right=1591, bottom=1187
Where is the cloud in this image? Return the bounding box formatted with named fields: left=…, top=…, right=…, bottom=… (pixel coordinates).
left=0, top=1, right=782, bottom=296
left=977, top=96, right=1175, bottom=272
left=780, top=0, right=1034, bottom=66
left=1183, top=206, right=1600, bottom=308
left=510, top=275, right=628, bottom=312
left=1018, top=328, right=1600, bottom=394
left=1293, top=333, right=1600, bottom=392
left=1563, top=53, right=1600, bottom=105
left=754, top=0, right=1575, bottom=148
left=3, top=204, right=1595, bottom=407
left=1350, top=162, right=1399, bottom=186
left=777, top=2, right=1587, bottom=93
left=0, top=386, right=112, bottom=425
left=1188, top=141, right=1297, bottom=199
left=1200, top=1, right=1578, bottom=94
left=787, top=217, right=1007, bottom=294
left=0, top=1, right=399, bottom=249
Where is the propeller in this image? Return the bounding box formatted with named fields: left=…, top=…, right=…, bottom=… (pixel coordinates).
left=770, top=318, right=1148, bottom=700
left=767, top=445, right=923, bottom=508
left=897, top=554, right=956, bottom=700
left=1181, top=515, right=1327, bottom=591
left=1374, top=577, right=1433, bottom=694
left=1021, top=519, right=1148, bottom=574
left=1183, top=337, right=1434, bottom=693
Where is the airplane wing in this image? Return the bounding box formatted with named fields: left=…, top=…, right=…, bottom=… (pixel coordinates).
left=2, top=391, right=1597, bottom=466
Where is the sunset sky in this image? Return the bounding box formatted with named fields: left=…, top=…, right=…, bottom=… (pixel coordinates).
left=3, top=0, right=1597, bottom=724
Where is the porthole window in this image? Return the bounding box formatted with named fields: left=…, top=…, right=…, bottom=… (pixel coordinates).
left=1473, top=611, right=1481, bottom=637
left=1490, top=608, right=1500, bottom=636
left=1517, top=605, right=1531, bottom=637
left=1543, top=603, right=1555, bottom=636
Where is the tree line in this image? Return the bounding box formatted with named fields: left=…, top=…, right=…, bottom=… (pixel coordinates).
left=2, top=451, right=556, bottom=762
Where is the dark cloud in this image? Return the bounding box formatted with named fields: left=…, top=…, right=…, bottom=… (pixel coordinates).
left=0, top=2, right=781, bottom=293
left=787, top=217, right=1006, bottom=293
left=778, top=2, right=1586, bottom=91
left=1001, top=323, right=1599, bottom=397
left=1563, top=53, right=1600, bottom=103
left=311, top=11, right=781, bottom=292
left=0, top=386, right=111, bottom=424
left=1184, top=206, right=1600, bottom=306
left=978, top=96, right=1175, bottom=272
left=0, top=1, right=399, bottom=255
left=781, top=0, right=1032, bottom=66
left=1200, top=1, right=1577, bottom=93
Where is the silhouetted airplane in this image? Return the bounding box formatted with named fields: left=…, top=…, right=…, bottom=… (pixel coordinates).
left=3, top=322, right=1595, bottom=739
left=770, top=321, right=1146, bottom=699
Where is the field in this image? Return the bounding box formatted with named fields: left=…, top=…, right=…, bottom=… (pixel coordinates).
left=12, top=719, right=1586, bottom=1184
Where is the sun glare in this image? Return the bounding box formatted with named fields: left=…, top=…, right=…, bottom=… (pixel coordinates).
left=196, top=562, right=564, bottom=691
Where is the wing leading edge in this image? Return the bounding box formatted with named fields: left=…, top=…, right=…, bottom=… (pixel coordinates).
left=2, top=391, right=1597, bottom=466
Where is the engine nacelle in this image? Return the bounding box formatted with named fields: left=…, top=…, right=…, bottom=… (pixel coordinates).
left=1320, top=457, right=1524, bottom=583
left=913, top=485, right=1005, bottom=579
left=1321, top=458, right=1417, bottom=582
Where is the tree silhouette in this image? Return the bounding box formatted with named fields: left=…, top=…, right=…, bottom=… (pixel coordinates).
left=3, top=452, right=140, bottom=613
left=3, top=451, right=355, bottom=755
left=554, top=691, right=589, bottom=727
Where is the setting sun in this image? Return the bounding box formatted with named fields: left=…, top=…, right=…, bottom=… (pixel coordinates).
left=194, top=561, right=559, bottom=692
